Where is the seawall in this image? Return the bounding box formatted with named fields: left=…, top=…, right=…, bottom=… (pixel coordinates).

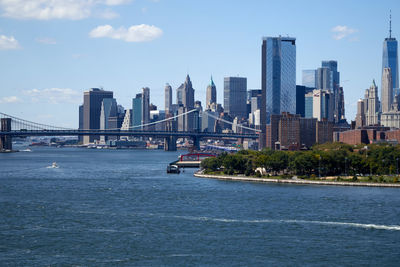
left=194, top=172, right=400, bottom=188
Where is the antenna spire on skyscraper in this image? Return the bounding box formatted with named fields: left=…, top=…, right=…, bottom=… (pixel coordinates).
left=390, top=9, right=392, bottom=38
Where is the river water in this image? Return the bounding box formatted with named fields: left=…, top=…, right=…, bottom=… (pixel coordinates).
left=1, top=147, right=399, bottom=266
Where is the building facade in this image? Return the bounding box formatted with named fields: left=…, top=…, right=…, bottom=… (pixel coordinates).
left=381, top=67, right=393, bottom=113
left=382, top=21, right=399, bottom=93
left=206, top=76, right=217, bottom=110
left=164, top=83, right=172, bottom=115
left=302, top=70, right=317, bottom=88
left=262, top=36, right=296, bottom=124
left=364, top=80, right=380, bottom=126
left=82, top=88, right=113, bottom=144
left=224, top=76, right=247, bottom=119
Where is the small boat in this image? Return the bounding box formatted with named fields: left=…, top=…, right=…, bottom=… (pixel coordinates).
left=167, top=164, right=180, bottom=174
left=47, top=162, right=59, bottom=169
left=20, top=148, right=32, bottom=152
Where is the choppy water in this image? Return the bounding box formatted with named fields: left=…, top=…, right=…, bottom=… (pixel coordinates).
left=1, top=147, right=400, bottom=266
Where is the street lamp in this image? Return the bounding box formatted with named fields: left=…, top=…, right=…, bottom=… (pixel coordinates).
left=396, top=158, right=399, bottom=176
left=345, top=157, right=348, bottom=177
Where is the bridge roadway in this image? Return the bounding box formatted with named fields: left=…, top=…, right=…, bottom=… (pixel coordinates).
left=0, top=129, right=259, bottom=151
left=0, top=129, right=259, bottom=139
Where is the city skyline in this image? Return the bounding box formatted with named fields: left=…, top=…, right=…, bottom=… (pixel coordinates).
left=0, top=0, right=399, bottom=127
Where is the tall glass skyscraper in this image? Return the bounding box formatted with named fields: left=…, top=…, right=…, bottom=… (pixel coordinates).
left=223, top=77, right=247, bottom=119
left=261, top=36, right=296, bottom=124
left=302, top=70, right=317, bottom=88
left=382, top=16, right=399, bottom=94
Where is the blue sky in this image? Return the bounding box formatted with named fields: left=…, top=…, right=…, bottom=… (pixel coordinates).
left=0, top=0, right=399, bottom=128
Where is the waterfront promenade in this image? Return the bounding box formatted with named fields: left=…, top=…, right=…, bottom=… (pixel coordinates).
left=194, top=171, right=400, bottom=188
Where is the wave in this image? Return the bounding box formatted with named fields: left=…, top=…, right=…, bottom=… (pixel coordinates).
left=172, top=215, right=400, bottom=231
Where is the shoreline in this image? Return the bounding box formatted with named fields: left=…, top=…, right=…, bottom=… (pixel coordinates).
left=194, top=172, right=400, bottom=188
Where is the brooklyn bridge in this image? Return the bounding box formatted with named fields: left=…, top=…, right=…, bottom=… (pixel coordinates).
left=0, top=112, right=260, bottom=151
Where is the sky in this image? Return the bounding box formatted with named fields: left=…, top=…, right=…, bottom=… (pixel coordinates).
left=0, top=0, right=399, bottom=128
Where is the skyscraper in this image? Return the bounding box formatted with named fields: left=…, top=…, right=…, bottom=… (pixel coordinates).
left=182, top=75, right=195, bottom=109
left=261, top=36, right=296, bottom=124
left=302, top=70, right=317, bottom=88
left=382, top=13, right=399, bottom=93
left=381, top=67, right=393, bottom=113
left=318, top=60, right=343, bottom=122
left=100, top=98, right=117, bottom=143
left=364, top=80, right=380, bottom=126
left=355, top=99, right=366, bottom=128
left=177, top=75, right=196, bottom=132
left=82, top=88, right=113, bottom=144
left=206, top=76, right=217, bottom=110
left=132, top=93, right=142, bottom=131
left=142, top=87, right=150, bottom=130
left=224, top=76, right=247, bottom=119
left=164, top=83, right=172, bottom=115
left=321, top=60, right=339, bottom=89
left=78, top=104, right=83, bottom=143
left=316, top=67, right=332, bottom=91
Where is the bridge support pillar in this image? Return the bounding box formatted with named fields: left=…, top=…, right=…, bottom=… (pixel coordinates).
left=164, top=136, right=177, bottom=151
left=192, top=136, right=200, bottom=151
left=0, top=118, right=12, bottom=151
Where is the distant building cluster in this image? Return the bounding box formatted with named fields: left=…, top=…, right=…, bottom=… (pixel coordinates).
left=77, top=15, right=400, bottom=149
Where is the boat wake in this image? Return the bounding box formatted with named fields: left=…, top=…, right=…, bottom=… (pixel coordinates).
left=171, top=215, right=400, bottom=231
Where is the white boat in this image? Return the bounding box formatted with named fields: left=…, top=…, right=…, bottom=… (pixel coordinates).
left=20, top=148, right=32, bottom=152
left=47, top=162, right=59, bottom=169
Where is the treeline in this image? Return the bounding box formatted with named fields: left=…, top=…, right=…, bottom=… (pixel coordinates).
left=201, top=143, right=400, bottom=177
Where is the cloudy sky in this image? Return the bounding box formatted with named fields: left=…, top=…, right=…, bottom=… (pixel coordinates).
left=0, top=0, right=399, bottom=128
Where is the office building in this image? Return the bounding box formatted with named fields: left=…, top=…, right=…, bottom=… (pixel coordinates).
left=364, top=80, right=380, bottom=126
left=316, top=120, right=334, bottom=144
left=262, top=36, right=296, bottom=128
left=78, top=104, right=83, bottom=143
left=182, top=75, right=195, bottom=109
left=224, top=77, right=247, bottom=119
left=142, top=87, right=150, bottom=130
left=265, top=112, right=317, bottom=150
left=381, top=94, right=400, bottom=128
left=99, top=98, right=118, bottom=143
left=82, top=88, right=113, bottom=144
left=206, top=76, right=217, bottom=109
left=382, top=14, right=399, bottom=94
left=202, top=110, right=218, bottom=132
left=316, top=67, right=332, bottom=91
left=176, top=75, right=196, bottom=132
left=305, top=89, right=333, bottom=121
left=302, top=70, right=317, bottom=88
left=296, top=85, right=314, bottom=117
left=132, top=93, right=143, bottom=130
left=381, top=67, right=393, bottom=113
left=176, top=83, right=184, bottom=106
left=321, top=60, right=340, bottom=90
left=355, top=99, right=366, bottom=128
left=165, top=83, right=172, bottom=115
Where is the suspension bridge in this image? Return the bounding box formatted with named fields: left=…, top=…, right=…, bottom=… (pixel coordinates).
left=0, top=111, right=260, bottom=151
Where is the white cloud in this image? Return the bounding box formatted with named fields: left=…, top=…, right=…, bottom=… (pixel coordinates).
left=104, top=0, right=132, bottom=5
left=97, top=8, right=119, bottom=19
left=0, top=35, right=20, bottom=50
left=0, top=96, right=22, bottom=103
left=89, top=24, right=163, bottom=42
left=36, top=37, right=57, bottom=45
left=24, top=88, right=81, bottom=104
left=0, top=0, right=130, bottom=20
left=332, top=25, right=358, bottom=40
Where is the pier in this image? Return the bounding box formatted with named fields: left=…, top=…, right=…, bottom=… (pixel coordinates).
left=169, top=153, right=216, bottom=168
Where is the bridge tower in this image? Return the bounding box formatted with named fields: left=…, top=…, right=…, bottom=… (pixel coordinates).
left=0, top=118, right=12, bottom=151
left=164, top=117, right=177, bottom=151
left=192, top=136, right=200, bottom=151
